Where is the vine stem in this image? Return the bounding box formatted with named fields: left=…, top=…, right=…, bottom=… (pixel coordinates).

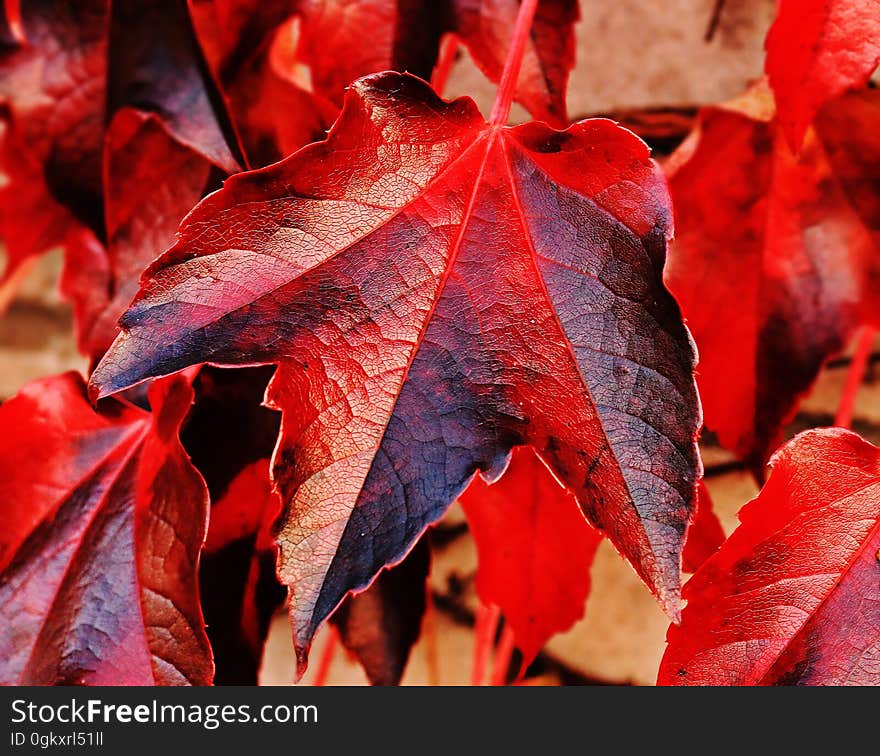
left=431, top=34, right=459, bottom=95
left=488, top=0, right=540, bottom=126
left=471, top=603, right=500, bottom=685
left=311, top=626, right=339, bottom=686
left=490, top=625, right=516, bottom=685
left=704, top=0, right=726, bottom=42
left=835, top=327, right=875, bottom=429
left=0, top=256, right=37, bottom=314
left=5, top=0, right=24, bottom=44
left=423, top=591, right=441, bottom=686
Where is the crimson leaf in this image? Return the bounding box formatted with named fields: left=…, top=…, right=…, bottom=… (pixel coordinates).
left=765, top=0, right=880, bottom=152
left=665, top=84, right=880, bottom=471
left=682, top=480, right=725, bottom=574
left=189, top=0, right=334, bottom=166
left=91, top=71, right=701, bottom=673
left=0, top=0, right=239, bottom=285
left=660, top=428, right=880, bottom=686
left=293, top=0, right=578, bottom=125
left=460, top=445, right=602, bottom=667
left=61, top=108, right=214, bottom=358
left=0, top=372, right=212, bottom=685
left=331, top=536, right=431, bottom=686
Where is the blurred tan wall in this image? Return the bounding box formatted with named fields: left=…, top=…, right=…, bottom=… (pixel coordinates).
left=447, top=0, right=776, bottom=119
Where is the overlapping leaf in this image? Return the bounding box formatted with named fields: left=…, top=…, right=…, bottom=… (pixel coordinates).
left=63, top=109, right=215, bottom=358
left=462, top=446, right=720, bottom=666
left=765, top=0, right=880, bottom=152
left=91, top=71, right=701, bottom=672
left=682, top=481, right=725, bottom=574
left=660, top=428, right=880, bottom=686
left=182, top=366, right=284, bottom=685
left=331, top=536, right=431, bottom=686
left=0, top=372, right=122, bottom=572
left=460, top=445, right=602, bottom=667
left=0, top=0, right=237, bottom=240
left=0, top=0, right=109, bottom=238
left=0, top=0, right=239, bottom=344
left=0, top=372, right=211, bottom=685
left=189, top=0, right=334, bottom=166
left=665, top=84, right=880, bottom=471
left=201, top=460, right=284, bottom=684
left=190, top=0, right=579, bottom=167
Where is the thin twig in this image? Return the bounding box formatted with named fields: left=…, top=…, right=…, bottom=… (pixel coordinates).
left=490, top=625, right=516, bottom=686
left=471, top=604, right=500, bottom=685
left=311, top=626, right=339, bottom=686
left=489, top=0, right=539, bottom=125
left=835, top=327, right=875, bottom=429
left=431, top=34, right=459, bottom=95
left=704, top=0, right=726, bottom=42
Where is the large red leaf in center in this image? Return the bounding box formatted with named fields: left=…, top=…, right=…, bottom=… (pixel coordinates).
left=91, top=72, right=701, bottom=671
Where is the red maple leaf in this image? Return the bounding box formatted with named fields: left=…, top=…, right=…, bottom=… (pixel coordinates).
left=659, top=427, right=880, bottom=686
left=460, top=445, right=602, bottom=668
left=765, top=0, right=880, bottom=153
left=665, top=83, right=880, bottom=471
left=90, top=65, right=701, bottom=673
left=0, top=120, right=76, bottom=303
left=0, top=372, right=212, bottom=685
